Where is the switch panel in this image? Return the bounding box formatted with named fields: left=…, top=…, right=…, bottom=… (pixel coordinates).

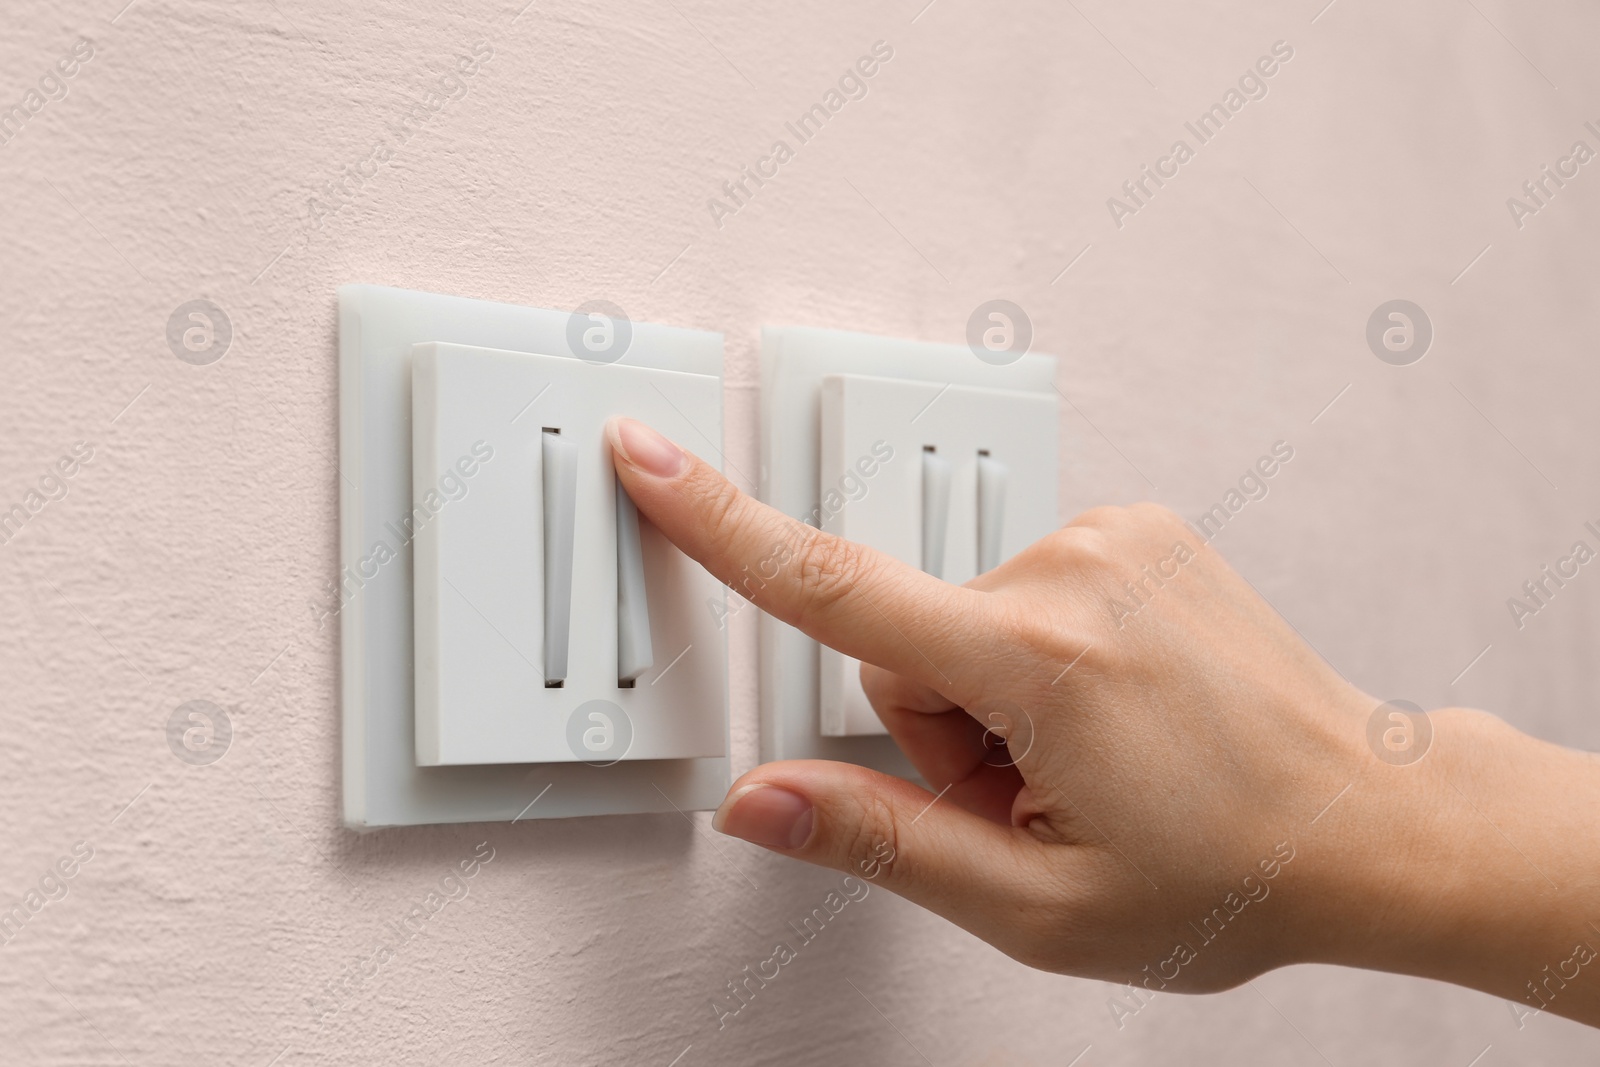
left=759, top=326, right=1059, bottom=775
left=412, top=342, right=727, bottom=766
left=817, top=374, right=1057, bottom=736
left=339, top=285, right=730, bottom=828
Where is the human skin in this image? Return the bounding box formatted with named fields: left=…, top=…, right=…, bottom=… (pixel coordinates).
left=606, top=416, right=1600, bottom=1028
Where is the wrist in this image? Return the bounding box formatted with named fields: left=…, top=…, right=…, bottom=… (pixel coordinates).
left=1306, top=707, right=1600, bottom=1025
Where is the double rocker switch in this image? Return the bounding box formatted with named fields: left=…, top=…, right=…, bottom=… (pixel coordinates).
left=816, top=372, right=1058, bottom=737
left=412, top=341, right=726, bottom=768
left=919, top=446, right=1007, bottom=580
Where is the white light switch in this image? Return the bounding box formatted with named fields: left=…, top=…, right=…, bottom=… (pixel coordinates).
left=817, top=373, right=1058, bottom=736
left=412, top=342, right=728, bottom=767
left=339, top=285, right=731, bottom=828
left=758, top=325, right=1059, bottom=774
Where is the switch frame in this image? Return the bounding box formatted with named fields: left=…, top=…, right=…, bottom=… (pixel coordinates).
left=339, top=285, right=730, bottom=828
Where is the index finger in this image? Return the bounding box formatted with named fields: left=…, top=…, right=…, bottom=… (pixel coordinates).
left=606, top=416, right=990, bottom=700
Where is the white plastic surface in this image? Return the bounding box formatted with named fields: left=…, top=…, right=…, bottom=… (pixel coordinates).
left=412, top=341, right=728, bottom=767
left=817, top=374, right=1058, bottom=737
left=758, top=325, right=1059, bottom=772
left=339, top=284, right=730, bottom=828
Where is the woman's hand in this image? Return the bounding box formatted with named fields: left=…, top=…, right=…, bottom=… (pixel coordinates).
left=608, top=416, right=1600, bottom=1024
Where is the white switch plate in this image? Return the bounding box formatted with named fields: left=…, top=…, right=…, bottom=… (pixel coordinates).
left=758, top=326, right=1059, bottom=775
left=818, top=374, right=1058, bottom=736
left=412, top=342, right=727, bottom=765
left=339, top=285, right=730, bottom=828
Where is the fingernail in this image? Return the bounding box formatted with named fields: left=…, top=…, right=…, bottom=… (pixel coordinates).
left=712, top=784, right=815, bottom=850
left=608, top=417, right=684, bottom=479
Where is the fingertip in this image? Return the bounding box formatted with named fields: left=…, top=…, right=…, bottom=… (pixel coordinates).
left=603, top=415, right=626, bottom=458
left=713, top=782, right=816, bottom=850
left=607, top=416, right=685, bottom=479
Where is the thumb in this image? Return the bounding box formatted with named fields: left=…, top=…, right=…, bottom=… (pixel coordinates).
left=713, top=760, right=1062, bottom=957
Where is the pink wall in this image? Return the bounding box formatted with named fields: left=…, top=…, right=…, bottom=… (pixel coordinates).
left=3, top=0, right=1598, bottom=1062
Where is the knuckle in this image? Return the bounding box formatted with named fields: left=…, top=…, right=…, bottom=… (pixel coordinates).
left=989, top=592, right=1079, bottom=659
left=691, top=472, right=773, bottom=594
left=792, top=531, right=875, bottom=615
left=840, top=790, right=901, bottom=882
left=1073, top=502, right=1191, bottom=543
left=694, top=470, right=747, bottom=553
left=1030, top=525, right=1115, bottom=571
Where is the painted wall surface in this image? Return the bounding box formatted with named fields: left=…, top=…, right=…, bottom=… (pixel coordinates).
left=2, top=0, right=1598, bottom=1063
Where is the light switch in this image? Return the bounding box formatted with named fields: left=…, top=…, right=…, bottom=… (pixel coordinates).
left=338, top=284, right=731, bottom=827
left=412, top=342, right=727, bottom=767
left=759, top=325, right=1059, bottom=772
left=817, top=373, right=1057, bottom=736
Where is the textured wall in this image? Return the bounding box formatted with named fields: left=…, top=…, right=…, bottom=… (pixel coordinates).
left=2, top=0, right=1598, bottom=1062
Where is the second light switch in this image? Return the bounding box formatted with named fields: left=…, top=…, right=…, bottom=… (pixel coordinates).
left=817, top=372, right=1058, bottom=737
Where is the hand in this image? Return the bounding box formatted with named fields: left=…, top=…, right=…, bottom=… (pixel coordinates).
left=608, top=417, right=1600, bottom=1023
